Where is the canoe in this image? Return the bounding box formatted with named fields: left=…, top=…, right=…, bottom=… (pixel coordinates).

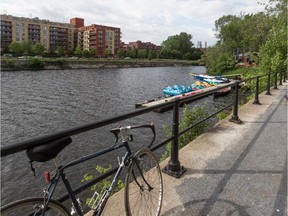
left=214, top=87, right=232, bottom=98
left=203, top=78, right=224, bottom=85
left=192, top=73, right=230, bottom=83
left=192, top=74, right=215, bottom=80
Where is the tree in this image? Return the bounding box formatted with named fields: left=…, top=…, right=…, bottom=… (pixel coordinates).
left=9, top=42, right=24, bottom=56
left=89, top=48, right=96, bottom=57
left=56, top=46, right=65, bottom=57
left=161, top=32, right=195, bottom=59
left=148, top=51, right=156, bottom=60
left=126, top=49, right=137, bottom=58
left=214, top=12, right=273, bottom=52
left=259, top=0, right=287, bottom=74
left=137, top=49, right=148, bottom=59
left=74, top=45, right=83, bottom=57
left=83, top=50, right=90, bottom=58
left=118, top=48, right=124, bottom=58
left=105, top=49, right=112, bottom=57
left=203, top=44, right=235, bottom=75
left=21, top=40, right=32, bottom=55
left=32, top=43, right=45, bottom=55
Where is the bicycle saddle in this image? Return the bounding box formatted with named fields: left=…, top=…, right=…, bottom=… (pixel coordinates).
left=26, top=136, right=72, bottom=162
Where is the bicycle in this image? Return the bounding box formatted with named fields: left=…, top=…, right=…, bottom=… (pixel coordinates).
left=1, top=123, right=163, bottom=216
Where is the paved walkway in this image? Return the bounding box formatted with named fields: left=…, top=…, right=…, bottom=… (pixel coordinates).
left=160, top=82, right=287, bottom=216
left=95, top=82, right=287, bottom=216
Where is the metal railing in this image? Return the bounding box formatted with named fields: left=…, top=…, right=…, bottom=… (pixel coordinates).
left=1, top=70, right=285, bottom=204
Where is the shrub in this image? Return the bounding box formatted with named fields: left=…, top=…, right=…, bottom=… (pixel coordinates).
left=55, top=59, right=68, bottom=69
left=3, top=59, right=16, bottom=68
left=161, top=105, right=208, bottom=161
left=27, top=58, right=45, bottom=70
left=82, top=165, right=124, bottom=209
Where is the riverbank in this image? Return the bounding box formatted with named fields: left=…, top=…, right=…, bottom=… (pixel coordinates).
left=1, top=58, right=201, bottom=71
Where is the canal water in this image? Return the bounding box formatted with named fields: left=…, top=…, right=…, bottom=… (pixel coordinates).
left=1, top=66, right=234, bottom=206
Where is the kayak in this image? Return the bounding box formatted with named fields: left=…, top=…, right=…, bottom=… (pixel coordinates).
left=163, top=85, right=192, bottom=96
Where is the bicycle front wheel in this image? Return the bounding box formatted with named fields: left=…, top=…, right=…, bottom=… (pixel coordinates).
left=1, top=197, right=71, bottom=216
left=125, top=148, right=163, bottom=216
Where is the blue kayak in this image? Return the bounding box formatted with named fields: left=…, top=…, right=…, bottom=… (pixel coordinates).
left=163, top=85, right=192, bottom=96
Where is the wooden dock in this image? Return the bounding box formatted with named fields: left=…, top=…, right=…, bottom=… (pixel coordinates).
left=135, top=82, right=236, bottom=112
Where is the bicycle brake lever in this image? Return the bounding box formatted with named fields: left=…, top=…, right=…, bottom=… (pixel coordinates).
left=109, top=128, right=120, bottom=143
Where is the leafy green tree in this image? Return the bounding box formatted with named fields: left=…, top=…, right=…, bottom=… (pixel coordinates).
left=89, top=48, right=96, bottom=57
left=21, top=40, right=32, bottom=55
left=9, top=42, right=24, bottom=56
left=74, top=45, right=83, bottom=57
left=32, top=43, right=45, bottom=55
left=105, top=49, right=112, bottom=57
left=83, top=50, right=90, bottom=58
left=203, top=45, right=235, bottom=75
left=148, top=51, right=156, bottom=60
left=126, top=49, right=137, bottom=58
left=118, top=48, right=124, bottom=58
left=56, top=46, right=65, bottom=57
left=161, top=32, right=195, bottom=59
left=191, top=48, right=203, bottom=60
left=259, top=0, right=287, bottom=74
left=137, top=49, right=148, bottom=59
left=214, top=12, right=273, bottom=52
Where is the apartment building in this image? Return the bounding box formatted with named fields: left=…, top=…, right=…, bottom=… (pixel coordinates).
left=126, top=40, right=161, bottom=51
left=1, top=14, right=76, bottom=52
left=71, top=18, right=121, bottom=57
left=1, top=15, right=121, bottom=57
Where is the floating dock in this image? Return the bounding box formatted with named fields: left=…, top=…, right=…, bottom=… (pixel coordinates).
left=135, top=82, right=236, bottom=112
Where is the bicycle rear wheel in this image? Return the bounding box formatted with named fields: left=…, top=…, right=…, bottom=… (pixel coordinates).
left=125, top=148, right=163, bottom=216
left=1, top=197, right=70, bottom=216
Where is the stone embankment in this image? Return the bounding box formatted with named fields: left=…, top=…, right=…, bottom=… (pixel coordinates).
left=1, top=58, right=200, bottom=71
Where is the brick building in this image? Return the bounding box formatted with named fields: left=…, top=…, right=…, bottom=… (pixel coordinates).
left=1, top=14, right=121, bottom=57
left=71, top=18, right=121, bottom=57
left=1, top=14, right=76, bottom=53
left=124, top=40, right=161, bottom=51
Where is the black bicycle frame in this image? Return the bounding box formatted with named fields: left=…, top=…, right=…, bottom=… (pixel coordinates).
left=43, top=140, right=132, bottom=216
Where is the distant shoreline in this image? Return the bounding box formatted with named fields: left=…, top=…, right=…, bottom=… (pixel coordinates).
left=1, top=58, right=202, bottom=71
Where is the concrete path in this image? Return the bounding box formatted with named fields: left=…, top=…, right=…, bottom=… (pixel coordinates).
left=88, top=82, right=287, bottom=216
left=160, top=82, right=287, bottom=216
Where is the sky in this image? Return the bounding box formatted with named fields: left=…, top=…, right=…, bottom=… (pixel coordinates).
left=1, top=0, right=270, bottom=47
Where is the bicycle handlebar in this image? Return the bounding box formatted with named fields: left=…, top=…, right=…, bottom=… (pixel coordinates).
left=109, top=122, right=156, bottom=148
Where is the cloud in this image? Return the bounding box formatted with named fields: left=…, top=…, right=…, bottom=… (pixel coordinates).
left=1, top=0, right=269, bottom=46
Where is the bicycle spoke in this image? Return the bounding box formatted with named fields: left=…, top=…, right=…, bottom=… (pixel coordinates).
left=125, top=149, right=163, bottom=216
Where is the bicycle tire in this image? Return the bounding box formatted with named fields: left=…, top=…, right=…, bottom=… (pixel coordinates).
left=125, top=148, right=163, bottom=216
left=1, top=197, right=71, bottom=216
